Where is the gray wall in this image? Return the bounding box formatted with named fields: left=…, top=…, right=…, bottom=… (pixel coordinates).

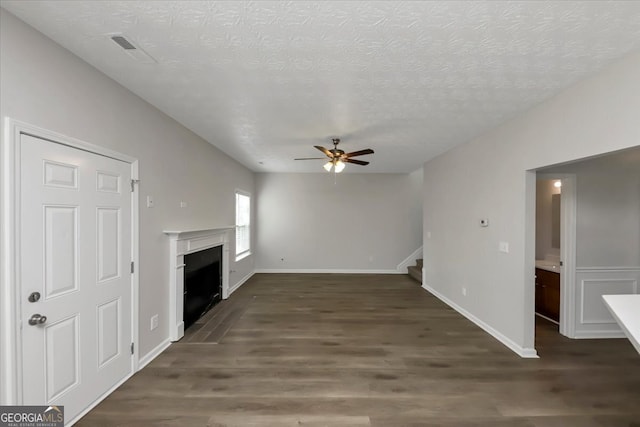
left=545, top=154, right=640, bottom=268
left=423, top=52, right=640, bottom=354
left=575, top=170, right=640, bottom=267
left=0, top=10, right=255, bottom=361
left=255, top=170, right=423, bottom=271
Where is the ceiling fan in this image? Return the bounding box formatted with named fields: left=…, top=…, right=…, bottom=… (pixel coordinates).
left=294, top=138, right=374, bottom=173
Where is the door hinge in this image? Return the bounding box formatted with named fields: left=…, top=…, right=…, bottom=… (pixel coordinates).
left=131, top=261, right=135, bottom=274
left=131, top=179, right=140, bottom=192
left=130, top=342, right=134, bottom=355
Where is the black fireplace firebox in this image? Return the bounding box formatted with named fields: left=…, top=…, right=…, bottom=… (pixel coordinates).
left=183, top=245, right=222, bottom=330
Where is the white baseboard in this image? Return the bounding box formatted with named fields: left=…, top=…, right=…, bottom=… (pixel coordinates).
left=572, top=330, right=626, bottom=339
left=396, top=246, right=423, bottom=273
left=137, top=338, right=171, bottom=371
left=421, top=283, right=538, bottom=359
left=67, top=324, right=172, bottom=424
left=254, top=268, right=402, bottom=274
left=229, top=271, right=254, bottom=295
left=535, top=312, right=559, bottom=325
left=67, top=369, right=135, bottom=426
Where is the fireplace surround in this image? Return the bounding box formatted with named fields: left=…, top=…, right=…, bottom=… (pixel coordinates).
left=164, top=228, right=232, bottom=341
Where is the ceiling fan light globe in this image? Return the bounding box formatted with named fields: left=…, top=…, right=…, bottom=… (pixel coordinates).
left=323, top=161, right=333, bottom=172
left=334, top=160, right=346, bottom=173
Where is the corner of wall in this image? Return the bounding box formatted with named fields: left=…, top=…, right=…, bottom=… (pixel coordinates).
left=421, top=283, right=539, bottom=359
left=396, top=246, right=423, bottom=273
left=229, top=270, right=255, bottom=295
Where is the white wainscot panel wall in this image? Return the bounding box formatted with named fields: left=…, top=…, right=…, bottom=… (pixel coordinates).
left=574, top=267, right=640, bottom=338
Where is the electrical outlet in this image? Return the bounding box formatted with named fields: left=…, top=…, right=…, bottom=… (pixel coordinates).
left=426, top=231, right=432, bottom=239
left=499, top=241, right=509, bottom=253
left=462, top=287, right=467, bottom=296
left=146, top=195, right=154, bottom=208
left=150, top=314, right=159, bottom=331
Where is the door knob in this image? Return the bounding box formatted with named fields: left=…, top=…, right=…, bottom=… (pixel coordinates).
left=28, top=291, right=41, bottom=302
left=28, top=314, right=47, bottom=326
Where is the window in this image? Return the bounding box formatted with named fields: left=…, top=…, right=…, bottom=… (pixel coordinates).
left=235, top=191, right=251, bottom=260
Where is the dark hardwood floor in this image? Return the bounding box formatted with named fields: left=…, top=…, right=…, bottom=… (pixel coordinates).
left=78, top=273, right=640, bottom=426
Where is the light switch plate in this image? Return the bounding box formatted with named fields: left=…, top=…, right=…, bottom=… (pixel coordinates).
left=499, top=241, right=509, bottom=253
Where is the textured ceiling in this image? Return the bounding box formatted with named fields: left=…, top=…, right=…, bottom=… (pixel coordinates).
left=3, top=1, right=640, bottom=173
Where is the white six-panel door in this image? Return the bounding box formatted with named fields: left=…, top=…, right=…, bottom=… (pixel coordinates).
left=19, top=134, right=132, bottom=421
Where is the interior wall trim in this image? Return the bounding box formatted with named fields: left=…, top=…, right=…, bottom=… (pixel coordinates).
left=1, top=118, right=140, bottom=405
left=573, top=267, right=640, bottom=338
left=164, top=228, right=233, bottom=342
left=254, top=269, right=403, bottom=274
left=229, top=271, right=255, bottom=295
left=396, top=246, right=423, bottom=273
left=137, top=338, right=171, bottom=371
left=421, top=283, right=539, bottom=359
left=572, top=330, right=627, bottom=339
left=576, top=266, right=640, bottom=272
left=66, top=368, right=135, bottom=426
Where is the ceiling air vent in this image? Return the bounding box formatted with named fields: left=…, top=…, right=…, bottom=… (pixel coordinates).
left=109, top=34, right=156, bottom=64
left=111, top=35, right=136, bottom=50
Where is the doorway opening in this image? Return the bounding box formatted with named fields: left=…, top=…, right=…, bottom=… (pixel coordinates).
left=533, top=172, right=577, bottom=342
left=1, top=119, right=139, bottom=423
left=531, top=146, right=640, bottom=353
left=535, top=178, right=562, bottom=329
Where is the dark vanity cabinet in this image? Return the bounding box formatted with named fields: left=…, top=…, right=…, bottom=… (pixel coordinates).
left=535, top=268, right=560, bottom=322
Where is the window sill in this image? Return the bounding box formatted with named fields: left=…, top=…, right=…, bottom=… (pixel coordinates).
left=235, top=251, right=251, bottom=262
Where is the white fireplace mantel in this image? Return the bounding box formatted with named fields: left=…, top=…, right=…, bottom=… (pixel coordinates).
left=164, top=227, right=233, bottom=341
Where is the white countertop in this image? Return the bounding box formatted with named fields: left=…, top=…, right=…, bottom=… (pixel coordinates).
left=602, top=294, right=640, bottom=355
left=535, top=260, right=560, bottom=273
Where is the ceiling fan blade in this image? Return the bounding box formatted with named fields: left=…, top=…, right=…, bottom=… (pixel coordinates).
left=294, top=157, right=326, bottom=160
left=314, top=145, right=333, bottom=158
left=344, top=148, right=374, bottom=157
left=345, top=158, right=369, bottom=166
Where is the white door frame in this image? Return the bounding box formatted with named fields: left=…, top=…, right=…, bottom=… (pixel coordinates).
left=535, top=173, right=577, bottom=339
left=0, top=118, right=140, bottom=405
